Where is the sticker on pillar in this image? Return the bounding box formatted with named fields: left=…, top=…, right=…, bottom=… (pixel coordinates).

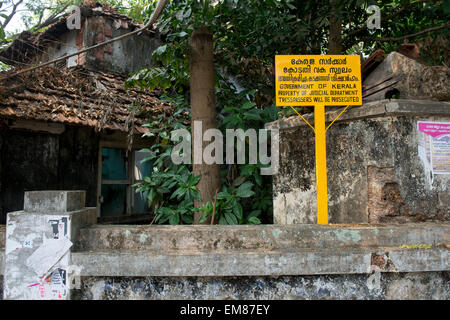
left=50, top=268, right=68, bottom=299
left=27, top=269, right=68, bottom=300
left=49, top=217, right=68, bottom=239
left=418, top=121, right=450, bottom=175
left=23, top=239, right=33, bottom=248
left=25, top=236, right=73, bottom=277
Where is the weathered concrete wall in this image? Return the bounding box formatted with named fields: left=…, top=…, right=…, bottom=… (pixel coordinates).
left=1, top=272, right=448, bottom=300
left=0, top=126, right=99, bottom=224
left=74, top=224, right=450, bottom=252
left=37, top=15, right=160, bottom=76
left=71, top=272, right=450, bottom=300
left=267, top=100, right=450, bottom=224
left=3, top=191, right=97, bottom=300
left=1, top=223, right=449, bottom=299
left=83, top=16, right=160, bottom=76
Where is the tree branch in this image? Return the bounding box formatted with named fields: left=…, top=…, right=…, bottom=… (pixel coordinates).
left=1, top=0, right=24, bottom=29
left=366, top=22, right=449, bottom=42
left=34, top=4, right=70, bottom=30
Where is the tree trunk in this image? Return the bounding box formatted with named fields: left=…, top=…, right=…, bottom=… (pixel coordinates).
left=328, top=0, right=342, bottom=54
left=189, top=27, right=221, bottom=224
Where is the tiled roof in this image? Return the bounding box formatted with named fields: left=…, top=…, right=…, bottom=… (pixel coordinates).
left=0, top=66, right=173, bottom=133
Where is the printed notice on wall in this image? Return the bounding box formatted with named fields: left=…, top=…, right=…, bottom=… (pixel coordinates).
left=275, top=55, right=362, bottom=106
left=417, top=121, right=450, bottom=175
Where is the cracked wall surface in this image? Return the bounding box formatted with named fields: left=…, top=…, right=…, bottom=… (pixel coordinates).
left=271, top=104, right=450, bottom=224
left=62, top=272, right=450, bottom=300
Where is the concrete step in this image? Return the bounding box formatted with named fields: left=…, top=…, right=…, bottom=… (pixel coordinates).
left=2, top=223, right=449, bottom=277
left=72, top=246, right=449, bottom=277
left=75, top=223, right=450, bottom=252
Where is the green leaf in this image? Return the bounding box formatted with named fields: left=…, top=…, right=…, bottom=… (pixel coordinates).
left=232, top=176, right=246, bottom=187
left=248, top=216, right=261, bottom=224
left=143, top=131, right=155, bottom=138
left=225, top=211, right=238, bottom=225
left=236, top=182, right=255, bottom=198
left=241, top=101, right=256, bottom=110
left=183, top=8, right=192, bottom=18
left=153, top=45, right=167, bottom=56
left=240, top=165, right=255, bottom=176
left=147, top=188, right=156, bottom=203
left=170, top=187, right=186, bottom=200
left=175, top=31, right=188, bottom=38
left=248, top=210, right=261, bottom=218
left=243, top=109, right=262, bottom=121
left=254, top=172, right=262, bottom=186
left=286, top=2, right=296, bottom=10
left=217, top=191, right=231, bottom=200
left=233, top=201, right=243, bottom=220
left=169, top=214, right=180, bottom=225
left=157, top=215, right=170, bottom=224
left=188, top=174, right=202, bottom=186
left=175, top=9, right=184, bottom=21
left=198, top=212, right=209, bottom=223
left=190, top=189, right=201, bottom=201
left=181, top=214, right=194, bottom=224
left=219, top=216, right=227, bottom=225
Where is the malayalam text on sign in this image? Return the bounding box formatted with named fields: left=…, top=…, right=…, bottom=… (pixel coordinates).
left=275, top=55, right=362, bottom=106
left=418, top=121, right=450, bottom=175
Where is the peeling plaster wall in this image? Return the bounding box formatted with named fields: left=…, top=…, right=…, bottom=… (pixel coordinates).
left=0, top=126, right=99, bottom=224
left=1, top=272, right=449, bottom=300
left=1, top=222, right=449, bottom=300
left=68, top=272, right=450, bottom=300
left=43, top=31, right=81, bottom=68
left=273, top=114, right=450, bottom=224
left=36, top=15, right=161, bottom=76
left=83, top=16, right=160, bottom=75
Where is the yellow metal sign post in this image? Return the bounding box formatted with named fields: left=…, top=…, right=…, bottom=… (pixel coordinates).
left=275, top=55, right=362, bottom=224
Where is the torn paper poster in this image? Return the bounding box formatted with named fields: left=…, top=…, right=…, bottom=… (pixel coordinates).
left=25, top=237, right=73, bottom=277
left=49, top=268, right=68, bottom=299
left=417, top=121, right=450, bottom=175
left=48, top=217, right=68, bottom=239
left=27, top=269, right=68, bottom=300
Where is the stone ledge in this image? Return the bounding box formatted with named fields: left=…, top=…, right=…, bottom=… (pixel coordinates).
left=1, top=223, right=449, bottom=277
left=265, top=99, right=450, bottom=131
left=75, top=223, right=450, bottom=251
left=24, top=190, right=86, bottom=213
left=71, top=247, right=448, bottom=277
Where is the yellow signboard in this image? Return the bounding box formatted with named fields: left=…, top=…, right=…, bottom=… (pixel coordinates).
left=275, top=55, right=362, bottom=225
left=275, top=55, right=362, bottom=107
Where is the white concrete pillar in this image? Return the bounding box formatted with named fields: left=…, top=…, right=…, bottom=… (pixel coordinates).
left=3, top=191, right=96, bottom=300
